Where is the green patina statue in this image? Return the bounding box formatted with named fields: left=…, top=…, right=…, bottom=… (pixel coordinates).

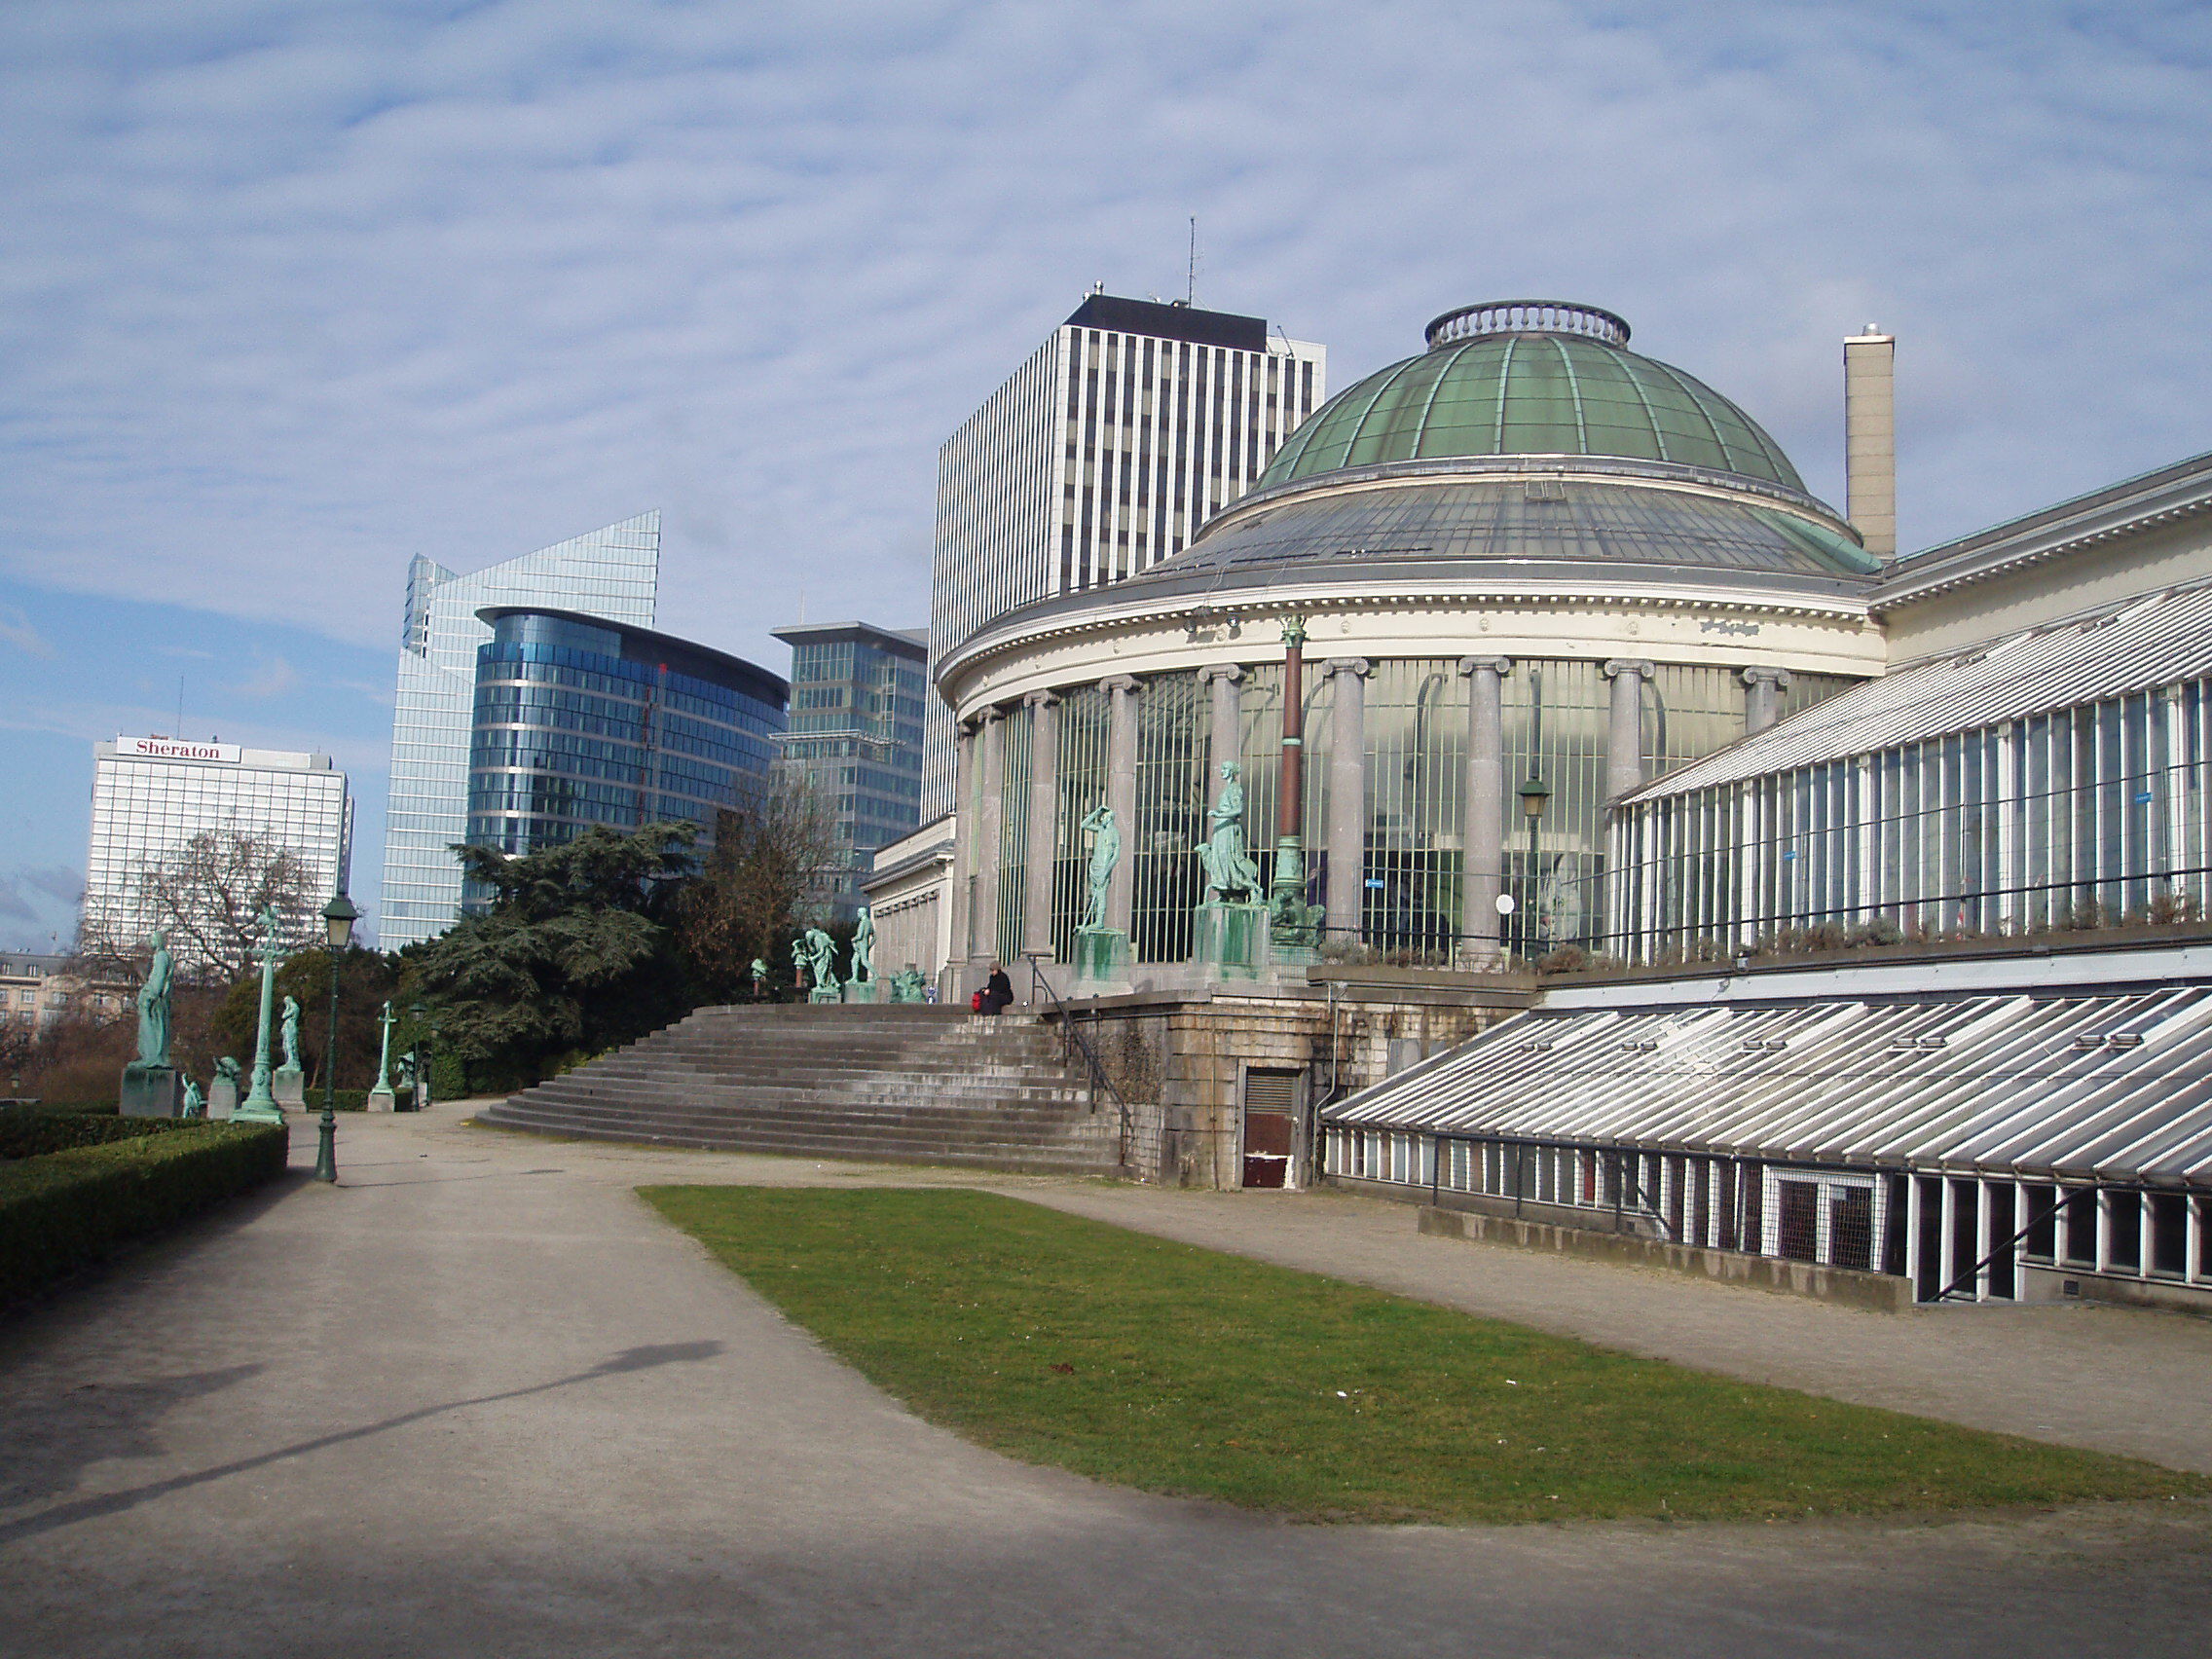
left=803, top=926, right=840, bottom=996
left=1079, top=805, right=1120, bottom=932
left=1198, top=760, right=1263, bottom=903
left=850, top=904, right=875, bottom=983
left=134, top=932, right=174, bottom=1069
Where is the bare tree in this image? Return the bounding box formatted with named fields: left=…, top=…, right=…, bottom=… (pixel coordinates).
left=677, top=768, right=842, bottom=1001
left=100, top=829, right=314, bottom=981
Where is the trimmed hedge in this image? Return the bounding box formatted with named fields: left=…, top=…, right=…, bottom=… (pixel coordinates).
left=0, top=1121, right=290, bottom=1311
left=0, top=1106, right=192, bottom=1162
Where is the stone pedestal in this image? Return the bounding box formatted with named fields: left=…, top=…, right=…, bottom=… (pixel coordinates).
left=366, top=1086, right=398, bottom=1113
left=841, top=979, right=884, bottom=1005
left=808, top=985, right=842, bottom=1005
left=1195, top=903, right=1269, bottom=981
left=120, top=1064, right=181, bottom=1118
left=208, top=1079, right=239, bottom=1119
left=1073, top=927, right=1130, bottom=994
left=274, top=1066, right=305, bottom=1108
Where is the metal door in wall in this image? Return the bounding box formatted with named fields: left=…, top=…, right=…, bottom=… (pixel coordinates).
left=1242, top=1068, right=1300, bottom=1189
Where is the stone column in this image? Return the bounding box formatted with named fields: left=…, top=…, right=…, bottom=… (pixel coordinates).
left=1103, top=675, right=1140, bottom=938
left=1201, top=665, right=1244, bottom=812
left=1020, top=690, right=1059, bottom=964
left=1603, top=659, right=1654, bottom=802
left=947, top=719, right=977, bottom=966
left=1742, top=665, right=1792, bottom=736
left=969, top=707, right=1006, bottom=965
left=1456, top=656, right=1512, bottom=964
left=1324, top=658, right=1371, bottom=936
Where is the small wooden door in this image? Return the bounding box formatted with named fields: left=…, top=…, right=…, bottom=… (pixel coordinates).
left=1241, top=1068, right=1299, bottom=1189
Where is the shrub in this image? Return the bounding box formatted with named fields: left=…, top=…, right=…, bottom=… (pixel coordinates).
left=0, top=1106, right=194, bottom=1162
left=0, top=1121, right=289, bottom=1311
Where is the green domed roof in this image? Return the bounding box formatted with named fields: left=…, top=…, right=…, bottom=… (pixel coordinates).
left=1262, top=301, right=1806, bottom=493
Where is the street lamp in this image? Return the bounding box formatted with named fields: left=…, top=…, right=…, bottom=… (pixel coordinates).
left=1517, top=776, right=1551, bottom=961
left=315, top=888, right=358, bottom=1184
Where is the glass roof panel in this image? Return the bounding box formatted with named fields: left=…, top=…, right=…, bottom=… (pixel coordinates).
left=1257, top=328, right=1806, bottom=494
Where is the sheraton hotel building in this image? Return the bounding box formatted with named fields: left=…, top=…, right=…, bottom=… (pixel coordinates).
left=870, top=294, right=2212, bottom=1314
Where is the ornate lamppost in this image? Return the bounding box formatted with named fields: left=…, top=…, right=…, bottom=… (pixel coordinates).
left=314, top=888, right=358, bottom=1183
left=1269, top=614, right=1318, bottom=954
left=231, top=904, right=288, bottom=1124
left=1517, top=775, right=1551, bottom=961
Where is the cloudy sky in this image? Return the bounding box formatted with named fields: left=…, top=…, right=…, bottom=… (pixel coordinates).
left=2, top=0, right=2207, bottom=947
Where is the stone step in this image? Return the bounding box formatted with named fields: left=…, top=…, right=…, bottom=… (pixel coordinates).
left=481, top=1000, right=1122, bottom=1171
left=480, top=1110, right=1122, bottom=1174
left=504, top=1091, right=1102, bottom=1132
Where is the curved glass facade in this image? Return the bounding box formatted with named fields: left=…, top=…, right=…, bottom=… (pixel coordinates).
left=465, top=610, right=787, bottom=881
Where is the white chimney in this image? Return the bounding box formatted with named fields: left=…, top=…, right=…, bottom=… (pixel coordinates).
left=1844, top=326, right=1897, bottom=559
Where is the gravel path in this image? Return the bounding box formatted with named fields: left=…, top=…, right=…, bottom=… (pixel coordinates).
left=0, top=1110, right=2203, bottom=1658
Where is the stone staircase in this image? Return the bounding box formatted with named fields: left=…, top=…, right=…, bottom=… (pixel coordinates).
left=477, top=1004, right=1126, bottom=1176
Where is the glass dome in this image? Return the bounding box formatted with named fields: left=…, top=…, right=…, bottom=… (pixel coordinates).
left=1261, top=303, right=1805, bottom=493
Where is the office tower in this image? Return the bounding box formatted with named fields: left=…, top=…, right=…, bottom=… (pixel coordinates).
left=81, top=734, right=352, bottom=973
left=923, top=294, right=1326, bottom=815
left=380, top=513, right=658, bottom=947
left=772, top=620, right=928, bottom=914
left=466, top=608, right=787, bottom=885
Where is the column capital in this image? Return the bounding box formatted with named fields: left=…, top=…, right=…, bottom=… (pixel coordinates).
left=1602, top=658, right=1655, bottom=682
left=1456, top=655, right=1513, bottom=677
left=1100, top=674, right=1140, bottom=696
left=1322, top=656, right=1372, bottom=680
left=1740, top=665, right=1793, bottom=688
left=973, top=704, right=1007, bottom=726
left=1022, top=687, right=1060, bottom=709
left=1198, top=663, right=1246, bottom=684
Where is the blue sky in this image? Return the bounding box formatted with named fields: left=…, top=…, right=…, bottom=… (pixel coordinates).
left=2, top=0, right=2209, bottom=949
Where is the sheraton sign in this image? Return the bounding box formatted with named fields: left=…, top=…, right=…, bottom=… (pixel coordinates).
left=118, top=735, right=242, bottom=764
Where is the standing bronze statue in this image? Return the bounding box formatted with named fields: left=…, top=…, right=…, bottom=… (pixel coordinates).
left=1198, top=760, right=1263, bottom=903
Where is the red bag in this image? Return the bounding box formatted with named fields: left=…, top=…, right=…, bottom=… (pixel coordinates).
left=971, top=989, right=984, bottom=1013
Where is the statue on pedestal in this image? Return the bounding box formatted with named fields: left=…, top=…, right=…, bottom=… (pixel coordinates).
left=179, top=1078, right=205, bottom=1121
left=279, top=996, right=302, bottom=1072
left=803, top=926, right=840, bottom=1001
left=850, top=905, right=875, bottom=983
left=1078, top=805, right=1120, bottom=933
left=1198, top=761, right=1263, bottom=903
left=749, top=958, right=768, bottom=1000
left=790, top=936, right=809, bottom=990
left=135, top=933, right=173, bottom=1069
left=120, top=933, right=179, bottom=1116
left=209, top=1056, right=243, bottom=1118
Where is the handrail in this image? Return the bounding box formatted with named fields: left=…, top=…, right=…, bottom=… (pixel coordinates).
left=1931, top=1183, right=2095, bottom=1303
left=1026, top=958, right=1134, bottom=1165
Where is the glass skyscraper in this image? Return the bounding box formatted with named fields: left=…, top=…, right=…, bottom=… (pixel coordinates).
left=380, top=513, right=659, bottom=947
left=923, top=294, right=1326, bottom=816
left=771, top=621, right=927, bottom=914
left=466, top=608, right=787, bottom=886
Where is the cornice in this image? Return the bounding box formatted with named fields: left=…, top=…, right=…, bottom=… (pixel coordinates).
left=937, top=576, right=1875, bottom=692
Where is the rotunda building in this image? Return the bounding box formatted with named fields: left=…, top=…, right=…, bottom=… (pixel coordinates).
left=932, top=301, right=1887, bottom=986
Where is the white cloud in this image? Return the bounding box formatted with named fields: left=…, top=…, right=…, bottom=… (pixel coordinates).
left=0, top=607, right=54, bottom=658
left=232, top=653, right=301, bottom=698
left=0, top=0, right=2205, bottom=682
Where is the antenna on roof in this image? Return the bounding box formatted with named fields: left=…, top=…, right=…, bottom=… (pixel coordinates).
left=1187, top=216, right=1198, bottom=307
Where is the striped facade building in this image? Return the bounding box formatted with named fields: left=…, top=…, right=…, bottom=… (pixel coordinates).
left=923, top=294, right=1325, bottom=816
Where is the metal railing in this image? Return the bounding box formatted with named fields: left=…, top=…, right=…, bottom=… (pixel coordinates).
left=1026, top=957, right=1133, bottom=1165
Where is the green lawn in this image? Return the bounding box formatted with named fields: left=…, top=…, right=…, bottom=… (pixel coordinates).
left=641, top=1185, right=2205, bottom=1525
